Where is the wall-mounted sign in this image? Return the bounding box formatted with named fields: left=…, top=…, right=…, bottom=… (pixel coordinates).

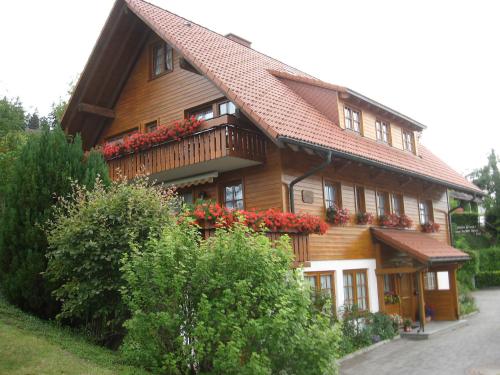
left=302, top=190, right=314, bottom=204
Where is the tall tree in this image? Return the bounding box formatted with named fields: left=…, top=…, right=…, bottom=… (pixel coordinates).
left=0, top=96, right=25, bottom=137
left=0, top=125, right=110, bottom=317
left=469, top=149, right=500, bottom=238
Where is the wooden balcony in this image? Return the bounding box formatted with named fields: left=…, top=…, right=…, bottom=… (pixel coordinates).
left=107, top=124, right=267, bottom=181
left=201, top=227, right=310, bottom=266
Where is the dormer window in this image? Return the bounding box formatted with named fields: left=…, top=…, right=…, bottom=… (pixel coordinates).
left=344, top=107, right=361, bottom=133
left=151, top=42, right=173, bottom=79
left=375, top=120, right=390, bottom=144
left=402, top=130, right=415, bottom=153
left=192, top=106, right=214, bottom=121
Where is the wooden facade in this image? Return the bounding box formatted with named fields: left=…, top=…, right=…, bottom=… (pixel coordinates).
left=63, top=4, right=472, bottom=326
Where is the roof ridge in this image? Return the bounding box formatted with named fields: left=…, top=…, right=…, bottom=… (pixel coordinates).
left=126, top=0, right=314, bottom=79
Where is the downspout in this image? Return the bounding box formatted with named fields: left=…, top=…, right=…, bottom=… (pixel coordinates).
left=289, top=151, right=333, bottom=213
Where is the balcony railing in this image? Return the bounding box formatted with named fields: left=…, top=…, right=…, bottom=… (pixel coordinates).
left=200, top=227, right=310, bottom=266
left=107, top=124, right=267, bottom=181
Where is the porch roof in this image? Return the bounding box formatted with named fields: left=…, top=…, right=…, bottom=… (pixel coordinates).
left=371, top=228, right=470, bottom=264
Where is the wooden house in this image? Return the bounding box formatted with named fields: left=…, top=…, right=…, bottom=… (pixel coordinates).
left=62, top=0, right=483, bottom=328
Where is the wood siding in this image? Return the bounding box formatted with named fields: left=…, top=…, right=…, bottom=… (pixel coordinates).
left=337, top=99, right=420, bottom=155
left=280, top=149, right=451, bottom=261
left=99, top=34, right=224, bottom=143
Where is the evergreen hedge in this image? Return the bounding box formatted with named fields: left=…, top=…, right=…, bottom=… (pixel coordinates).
left=0, top=125, right=109, bottom=318
left=476, top=271, right=500, bottom=288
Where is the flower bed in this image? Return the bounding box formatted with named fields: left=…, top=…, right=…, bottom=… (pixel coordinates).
left=188, top=202, right=327, bottom=235
left=378, top=213, right=413, bottom=229
left=326, top=206, right=350, bottom=225
left=421, top=221, right=440, bottom=233
left=384, top=291, right=401, bottom=305
left=101, top=117, right=204, bottom=160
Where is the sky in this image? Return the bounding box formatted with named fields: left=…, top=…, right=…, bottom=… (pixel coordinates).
left=0, top=0, right=498, bottom=176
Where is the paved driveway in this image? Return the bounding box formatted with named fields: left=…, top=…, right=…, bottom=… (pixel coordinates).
left=340, top=289, right=500, bottom=375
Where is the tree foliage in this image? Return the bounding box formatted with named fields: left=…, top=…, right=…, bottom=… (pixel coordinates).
left=121, top=223, right=340, bottom=374
left=0, top=96, right=25, bottom=137
left=469, top=149, right=500, bottom=239
left=46, top=180, right=174, bottom=346
left=0, top=125, right=109, bottom=318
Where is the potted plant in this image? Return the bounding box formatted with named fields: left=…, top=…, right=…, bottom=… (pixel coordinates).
left=378, top=213, right=400, bottom=228
left=356, top=212, right=374, bottom=225
left=398, top=214, right=413, bottom=229
left=421, top=221, right=440, bottom=233
left=403, top=319, right=412, bottom=332
left=326, top=205, right=350, bottom=225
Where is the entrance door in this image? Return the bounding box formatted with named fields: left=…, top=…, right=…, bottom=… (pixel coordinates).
left=400, top=274, right=415, bottom=320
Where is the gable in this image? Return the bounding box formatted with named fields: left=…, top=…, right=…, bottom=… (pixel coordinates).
left=99, top=34, right=224, bottom=143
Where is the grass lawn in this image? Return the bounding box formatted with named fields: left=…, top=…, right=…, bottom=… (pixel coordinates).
left=0, top=296, right=148, bottom=375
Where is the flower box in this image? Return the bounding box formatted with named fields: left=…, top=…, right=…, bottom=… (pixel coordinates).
left=326, top=206, right=350, bottom=225
left=356, top=212, right=374, bottom=225
left=101, top=116, right=204, bottom=160
left=378, top=213, right=413, bottom=229
left=421, top=222, right=440, bottom=233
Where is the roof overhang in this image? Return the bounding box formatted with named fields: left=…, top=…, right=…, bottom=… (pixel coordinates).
left=371, top=227, right=470, bottom=265
left=277, top=136, right=485, bottom=197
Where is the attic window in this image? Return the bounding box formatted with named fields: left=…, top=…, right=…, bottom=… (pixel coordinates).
left=402, top=130, right=415, bottom=153
left=344, top=107, right=361, bottom=134
left=151, top=42, right=173, bottom=79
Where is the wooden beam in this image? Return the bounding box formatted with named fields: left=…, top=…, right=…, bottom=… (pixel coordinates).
left=335, top=160, right=352, bottom=173
left=370, top=167, right=384, bottom=179
left=417, top=271, right=426, bottom=331
left=180, top=57, right=201, bottom=75
left=375, top=267, right=418, bottom=275
left=287, top=143, right=300, bottom=152
left=302, top=147, right=315, bottom=156
left=400, top=176, right=412, bottom=188
left=77, top=103, right=115, bottom=119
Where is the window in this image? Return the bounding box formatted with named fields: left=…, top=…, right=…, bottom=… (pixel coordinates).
left=343, top=269, right=368, bottom=311
left=424, top=272, right=437, bottom=290
left=151, top=42, right=173, bottom=78
left=383, top=274, right=395, bottom=293
left=180, top=190, right=194, bottom=205
left=145, top=120, right=158, bottom=133
left=305, top=272, right=336, bottom=310
left=419, top=200, right=433, bottom=224
left=105, top=128, right=138, bottom=145
left=424, top=271, right=450, bottom=290
left=192, top=106, right=214, bottom=121
left=223, top=181, right=243, bottom=209
left=354, top=186, right=366, bottom=213
left=402, top=130, right=414, bottom=153
left=344, top=107, right=361, bottom=133
left=391, top=193, right=404, bottom=215
left=376, top=191, right=390, bottom=217
left=375, top=120, right=390, bottom=143
left=219, top=101, right=236, bottom=116
left=324, top=181, right=341, bottom=209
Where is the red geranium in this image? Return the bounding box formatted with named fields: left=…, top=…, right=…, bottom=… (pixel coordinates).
left=101, top=116, right=204, bottom=160
left=186, top=202, right=327, bottom=235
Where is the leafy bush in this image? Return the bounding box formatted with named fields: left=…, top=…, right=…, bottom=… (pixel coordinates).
left=478, top=247, right=500, bottom=272
left=458, top=285, right=477, bottom=316
left=45, top=179, right=175, bottom=346
left=476, top=271, right=500, bottom=288
left=121, top=223, right=340, bottom=374
left=0, top=125, right=109, bottom=318
left=457, top=249, right=479, bottom=289
left=338, top=306, right=397, bottom=357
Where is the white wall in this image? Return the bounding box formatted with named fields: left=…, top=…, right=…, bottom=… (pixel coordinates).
left=304, top=259, right=379, bottom=313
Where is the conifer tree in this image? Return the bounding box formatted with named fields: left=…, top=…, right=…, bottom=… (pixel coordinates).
left=0, top=124, right=109, bottom=317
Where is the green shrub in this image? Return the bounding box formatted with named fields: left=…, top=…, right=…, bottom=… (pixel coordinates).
left=45, top=179, right=175, bottom=346
left=478, top=247, right=500, bottom=272
left=458, top=285, right=477, bottom=316
left=121, top=223, right=340, bottom=374
left=476, top=271, right=500, bottom=288
left=0, top=125, right=109, bottom=318
left=457, top=249, right=479, bottom=289
left=337, top=306, right=397, bottom=357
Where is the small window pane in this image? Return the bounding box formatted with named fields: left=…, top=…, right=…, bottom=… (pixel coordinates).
left=424, top=272, right=437, bottom=290
left=193, top=107, right=214, bottom=121
left=219, top=101, right=236, bottom=115
left=305, top=275, right=316, bottom=290
left=181, top=191, right=193, bottom=204
left=355, top=186, right=365, bottom=213
left=224, top=182, right=243, bottom=210
left=437, top=271, right=450, bottom=290
left=165, top=44, right=173, bottom=71
left=324, top=183, right=337, bottom=208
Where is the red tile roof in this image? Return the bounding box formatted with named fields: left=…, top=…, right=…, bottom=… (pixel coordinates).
left=371, top=228, right=470, bottom=264
left=123, top=0, right=481, bottom=194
